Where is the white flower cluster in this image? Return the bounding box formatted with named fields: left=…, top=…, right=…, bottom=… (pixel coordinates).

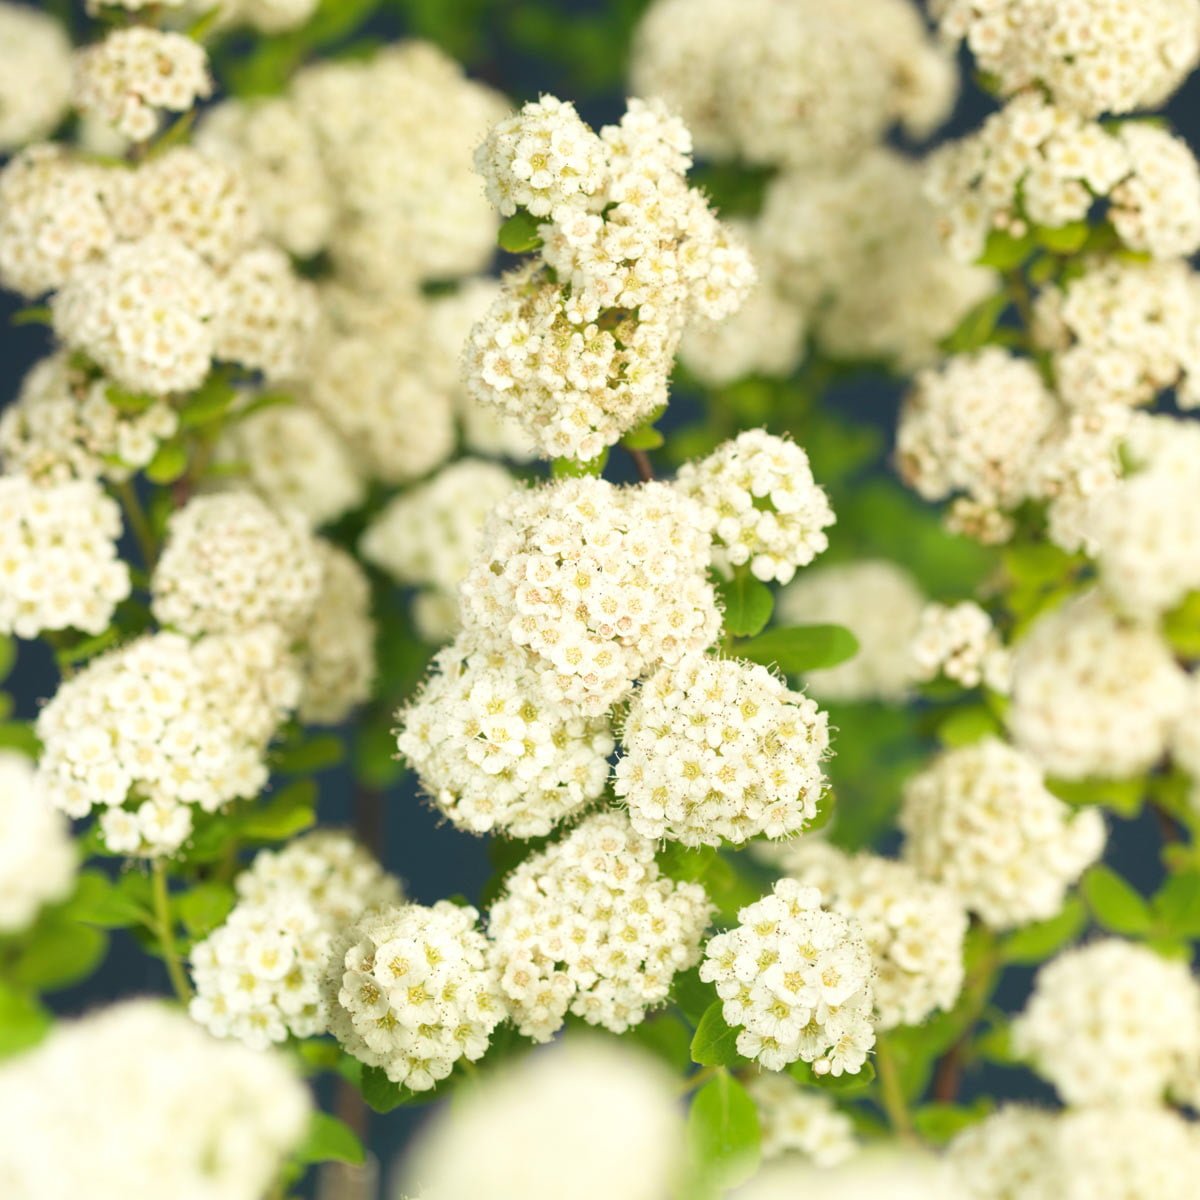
left=0, top=474, right=129, bottom=639
left=926, top=96, right=1200, bottom=263
left=897, top=348, right=1058, bottom=540
left=0, top=353, right=178, bottom=484
left=948, top=1104, right=1200, bottom=1200
left=190, top=834, right=400, bottom=1049
left=488, top=811, right=713, bottom=1041
left=1084, top=415, right=1200, bottom=616
left=0, top=999, right=310, bottom=1200
left=1007, top=590, right=1187, bottom=780
left=747, top=1074, right=858, bottom=1167
left=73, top=27, right=211, bottom=142
left=630, top=0, right=956, bottom=169
left=289, top=43, right=507, bottom=288
left=899, top=738, right=1106, bottom=929
left=459, top=478, right=721, bottom=714
left=202, top=0, right=320, bottom=34
left=151, top=492, right=323, bottom=638
left=615, top=653, right=829, bottom=847
left=772, top=841, right=968, bottom=1030
left=400, top=1039, right=685, bottom=1200
left=1033, top=258, right=1200, bottom=411
left=777, top=561, right=926, bottom=703
left=758, top=148, right=995, bottom=370
left=741, top=1149, right=961, bottom=1200
left=931, top=0, right=1200, bottom=117
left=0, top=3, right=72, bottom=152
left=213, top=402, right=365, bottom=528
left=910, top=601, right=1011, bottom=693
left=0, top=751, right=75, bottom=933
left=397, top=633, right=615, bottom=838
left=468, top=97, right=754, bottom=460
left=674, top=431, right=835, bottom=584
left=1012, top=939, right=1200, bottom=1106
left=360, top=459, right=520, bottom=641
left=325, top=900, right=504, bottom=1091
left=35, top=626, right=300, bottom=856
left=701, top=878, right=875, bottom=1074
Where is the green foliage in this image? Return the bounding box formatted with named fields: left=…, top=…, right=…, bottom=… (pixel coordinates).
left=0, top=984, right=51, bottom=1060
left=178, top=882, right=236, bottom=940
left=788, top=1058, right=876, bottom=1094
left=273, top=732, right=346, bottom=775
left=1164, top=590, right=1200, bottom=659
left=292, top=1111, right=366, bottom=1168
left=144, top=439, right=190, bottom=485
left=551, top=449, right=609, bottom=478
left=621, top=421, right=666, bottom=451
left=497, top=210, right=543, bottom=254
left=1048, top=776, right=1145, bottom=818
left=1082, top=866, right=1154, bottom=935
left=977, top=229, right=1035, bottom=270
left=913, top=1100, right=993, bottom=1144
left=236, top=778, right=318, bottom=843
left=2, top=916, right=107, bottom=992
left=736, top=624, right=859, bottom=674
left=62, top=869, right=152, bottom=929
left=689, top=1002, right=748, bottom=1068
left=715, top=571, right=774, bottom=639
left=941, top=292, right=1011, bottom=355
left=686, top=1070, right=761, bottom=1190
left=1000, top=895, right=1087, bottom=964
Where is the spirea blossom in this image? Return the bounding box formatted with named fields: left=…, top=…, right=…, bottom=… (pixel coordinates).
left=700, top=878, right=875, bottom=1074
left=772, top=842, right=968, bottom=1030
left=190, top=833, right=400, bottom=1050
left=777, top=561, right=926, bottom=703
left=674, top=431, right=835, bottom=584
left=630, top=0, right=956, bottom=169
left=738, top=1149, right=961, bottom=1200
left=758, top=149, right=995, bottom=369
left=926, top=96, right=1200, bottom=263
left=1012, top=939, right=1200, bottom=1106
left=614, top=653, right=830, bottom=847
left=899, top=738, right=1105, bottom=929
left=0, top=474, right=130, bottom=639
left=931, top=0, right=1200, bottom=117
left=0, top=999, right=310, bottom=1200
left=52, top=235, right=218, bottom=396
left=910, top=601, right=1011, bottom=693
left=397, top=632, right=615, bottom=837
left=208, top=0, right=320, bottom=34
left=459, top=478, right=721, bottom=714
left=213, top=402, right=365, bottom=528
left=151, top=492, right=324, bottom=638
left=1033, top=257, right=1200, bottom=411
left=325, top=900, right=504, bottom=1090
left=897, top=349, right=1058, bottom=539
left=949, top=1105, right=1200, bottom=1200
left=0, top=750, right=75, bottom=933
left=1007, top=590, right=1188, bottom=780
left=73, top=27, right=212, bottom=143
left=468, top=98, right=754, bottom=460
left=488, top=811, right=713, bottom=1040
left=35, top=626, right=300, bottom=856
left=0, top=144, right=116, bottom=298
left=401, top=1039, right=685, bottom=1200
left=747, top=1074, right=858, bottom=1167
left=0, top=3, right=72, bottom=152
left=360, top=458, right=519, bottom=640
left=0, top=353, right=178, bottom=484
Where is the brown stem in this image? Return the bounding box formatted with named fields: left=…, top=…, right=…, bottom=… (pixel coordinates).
left=933, top=1040, right=965, bottom=1104
left=627, top=446, right=655, bottom=482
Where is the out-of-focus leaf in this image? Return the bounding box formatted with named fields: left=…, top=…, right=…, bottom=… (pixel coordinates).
left=1082, top=866, right=1154, bottom=935
left=687, top=1070, right=761, bottom=1188
left=738, top=625, right=858, bottom=674
left=1000, top=895, right=1087, bottom=964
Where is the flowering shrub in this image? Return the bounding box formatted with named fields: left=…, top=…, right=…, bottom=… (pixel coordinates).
left=1, top=1, right=1200, bottom=1197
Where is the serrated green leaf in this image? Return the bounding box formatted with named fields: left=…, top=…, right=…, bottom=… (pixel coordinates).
left=292, top=1111, right=366, bottom=1167
left=144, top=440, right=189, bottom=485
left=1082, top=866, right=1154, bottom=935
left=687, top=1070, right=760, bottom=1188
left=178, top=881, right=235, bottom=939
left=497, top=210, right=543, bottom=254
left=1000, top=895, right=1086, bottom=964
left=690, top=1001, right=746, bottom=1068
left=737, top=624, right=859, bottom=674
left=716, top=572, right=774, bottom=639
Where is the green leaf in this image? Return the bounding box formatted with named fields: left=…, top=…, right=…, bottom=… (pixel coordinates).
left=690, top=1001, right=746, bottom=1067
left=625, top=1011, right=693, bottom=1070
left=0, top=635, right=14, bottom=684
left=551, top=449, right=608, bottom=478
left=292, top=1111, right=366, bottom=1167
left=178, top=881, right=235, bottom=939
left=621, top=423, right=665, bottom=451
left=716, top=572, right=774, bottom=639
left=936, top=705, right=1003, bottom=748
left=1048, top=776, right=1145, bottom=818
left=0, top=984, right=51, bottom=1059
left=941, top=291, right=1010, bottom=354
left=977, top=228, right=1035, bottom=270
left=186, top=5, right=225, bottom=41
left=1000, top=895, right=1087, bottom=964
left=144, top=440, right=189, bottom=485
left=360, top=1064, right=412, bottom=1113
left=1082, top=866, right=1154, bottom=935
left=237, top=779, right=317, bottom=842
left=806, top=788, right=836, bottom=834
left=671, top=967, right=718, bottom=1027
left=788, top=1058, right=876, bottom=1093
left=7, top=918, right=107, bottom=991
left=0, top=722, right=38, bottom=757
left=1153, top=871, right=1200, bottom=939
left=11, top=306, right=52, bottom=328
left=179, top=380, right=237, bottom=429
left=913, top=1100, right=993, bottom=1144
left=1035, top=221, right=1090, bottom=254
left=1164, top=590, right=1200, bottom=659
left=497, top=210, right=543, bottom=254
left=737, top=625, right=859, bottom=674
left=105, top=384, right=157, bottom=415
left=687, top=1070, right=761, bottom=1188
left=274, top=734, right=345, bottom=775
left=61, top=870, right=150, bottom=929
